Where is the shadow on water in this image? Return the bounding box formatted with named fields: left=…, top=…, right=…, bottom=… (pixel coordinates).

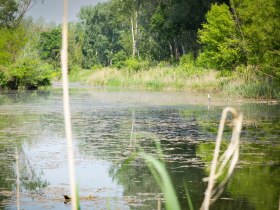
left=0, top=88, right=279, bottom=209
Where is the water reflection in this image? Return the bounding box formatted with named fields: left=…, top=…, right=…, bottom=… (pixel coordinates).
left=0, top=88, right=279, bottom=209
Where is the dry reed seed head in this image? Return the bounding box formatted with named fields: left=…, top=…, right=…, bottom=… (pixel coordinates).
left=200, top=107, right=243, bottom=210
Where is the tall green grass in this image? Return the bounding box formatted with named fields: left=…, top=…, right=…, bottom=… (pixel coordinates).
left=223, top=80, right=280, bottom=99
left=69, top=67, right=223, bottom=92
left=139, top=152, right=181, bottom=210
left=68, top=63, right=280, bottom=100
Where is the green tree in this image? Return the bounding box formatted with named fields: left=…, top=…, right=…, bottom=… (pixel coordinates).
left=0, top=27, right=27, bottom=66
left=0, top=0, right=45, bottom=28
left=79, top=3, right=124, bottom=68
left=68, top=23, right=83, bottom=70
left=38, top=28, right=62, bottom=68
left=4, top=57, right=52, bottom=90
left=0, top=19, right=53, bottom=90
left=0, top=0, right=18, bottom=28
left=197, top=3, right=244, bottom=70
left=233, top=0, right=280, bottom=76
left=135, top=0, right=231, bottom=61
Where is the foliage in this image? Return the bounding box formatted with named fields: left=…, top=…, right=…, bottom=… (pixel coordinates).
left=0, top=0, right=45, bottom=28
left=179, top=53, right=195, bottom=70
left=124, top=58, right=150, bottom=72
left=0, top=15, right=55, bottom=90
left=39, top=28, right=61, bottom=68
left=0, top=66, right=8, bottom=88
left=78, top=0, right=230, bottom=66
left=79, top=3, right=124, bottom=68
left=4, top=57, right=52, bottom=90
left=0, top=27, right=27, bottom=66
left=0, top=0, right=279, bottom=99
left=197, top=3, right=245, bottom=70
left=68, top=23, right=83, bottom=71
left=69, top=66, right=222, bottom=92
left=0, top=0, right=18, bottom=28
left=112, top=50, right=127, bottom=68
left=233, top=0, right=280, bottom=76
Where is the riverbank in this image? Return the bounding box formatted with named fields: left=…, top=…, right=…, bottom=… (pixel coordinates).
left=69, top=67, right=280, bottom=100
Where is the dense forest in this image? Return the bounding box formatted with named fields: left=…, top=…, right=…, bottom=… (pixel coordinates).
left=0, top=0, right=279, bottom=98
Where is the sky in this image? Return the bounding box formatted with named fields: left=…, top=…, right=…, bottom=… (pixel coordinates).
left=26, top=0, right=107, bottom=23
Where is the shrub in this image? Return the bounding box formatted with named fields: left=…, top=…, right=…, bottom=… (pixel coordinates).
left=112, top=50, right=127, bottom=68
left=124, top=58, right=150, bottom=72
left=0, top=66, right=8, bottom=88
left=157, top=61, right=170, bottom=68
left=180, top=53, right=195, bottom=68
left=5, top=58, right=52, bottom=90
left=91, top=64, right=103, bottom=71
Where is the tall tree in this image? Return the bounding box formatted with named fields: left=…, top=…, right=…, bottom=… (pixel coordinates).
left=0, top=0, right=18, bottom=28
left=233, top=0, right=280, bottom=76
left=68, top=23, right=83, bottom=69
left=111, top=0, right=144, bottom=58
left=79, top=3, right=123, bottom=68
left=38, top=28, right=62, bottom=68
left=0, top=27, right=27, bottom=65
left=197, top=3, right=244, bottom=70
left=0, top=0, right=45, bottom=28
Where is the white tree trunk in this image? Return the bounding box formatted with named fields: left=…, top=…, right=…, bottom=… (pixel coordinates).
left=169, top=43, right=173, bottom=59
left=131, top=16, right=136, bottom=58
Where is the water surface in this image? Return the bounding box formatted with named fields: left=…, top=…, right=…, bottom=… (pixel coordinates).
left=0, top=87, right=279, bottom=209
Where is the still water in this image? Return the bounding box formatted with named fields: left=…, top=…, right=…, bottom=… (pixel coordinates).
left=0, top=87, right=279, bottom=210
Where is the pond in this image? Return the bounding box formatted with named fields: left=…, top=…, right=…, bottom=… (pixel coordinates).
left=0, top=86, right=279, bottom=210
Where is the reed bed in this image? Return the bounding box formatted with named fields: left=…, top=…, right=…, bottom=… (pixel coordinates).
left=69, top=67, right=222, bottom=91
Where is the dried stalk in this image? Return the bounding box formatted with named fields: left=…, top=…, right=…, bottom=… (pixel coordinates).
left=200, top=107, right=243, bottom=210
left=61, top=0, right=78, bottom=209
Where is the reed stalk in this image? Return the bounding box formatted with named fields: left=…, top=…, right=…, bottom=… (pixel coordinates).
left=61, top=0, right=78, bottom=209
left=200, top=107, right=243, bottom=210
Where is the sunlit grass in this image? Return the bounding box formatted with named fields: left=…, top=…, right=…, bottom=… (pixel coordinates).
left=69, top=67, right=223, bottom=91
left=223, top=79, right=280, bottom=100
left=68, top=65, right=280, bottom=100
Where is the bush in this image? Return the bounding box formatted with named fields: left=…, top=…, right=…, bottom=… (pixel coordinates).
left=5, top=58, right=52, bottom=90
left=0, top=66, right=8, bottom=88
left=180, top=53, right=195, bottom=68
left=91, top=64, right=103, bottom=71
left=178, top=53, right=197, bottom=75
left=216, top=70, right=233, bottom=78
left=112, top=50, right=127, bottom=68
left=157, top=61, right=170, bottom=68
left=124, top=58, right=150, bottom=72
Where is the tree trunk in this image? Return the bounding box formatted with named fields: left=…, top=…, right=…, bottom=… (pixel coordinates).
left=135, top=10, right=140, bottom=58
left=130, top=10, right=139, bottom=58
left=169, top=43, right=173, bottom=60
left=174, top=38, right=180, bottom=61
left=131, top=16, right=136, bottom=58
left=181, top=43, right=185, bottom=55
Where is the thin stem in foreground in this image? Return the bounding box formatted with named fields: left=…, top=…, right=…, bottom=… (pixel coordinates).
left=61, top=0, right=78, bottom=209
